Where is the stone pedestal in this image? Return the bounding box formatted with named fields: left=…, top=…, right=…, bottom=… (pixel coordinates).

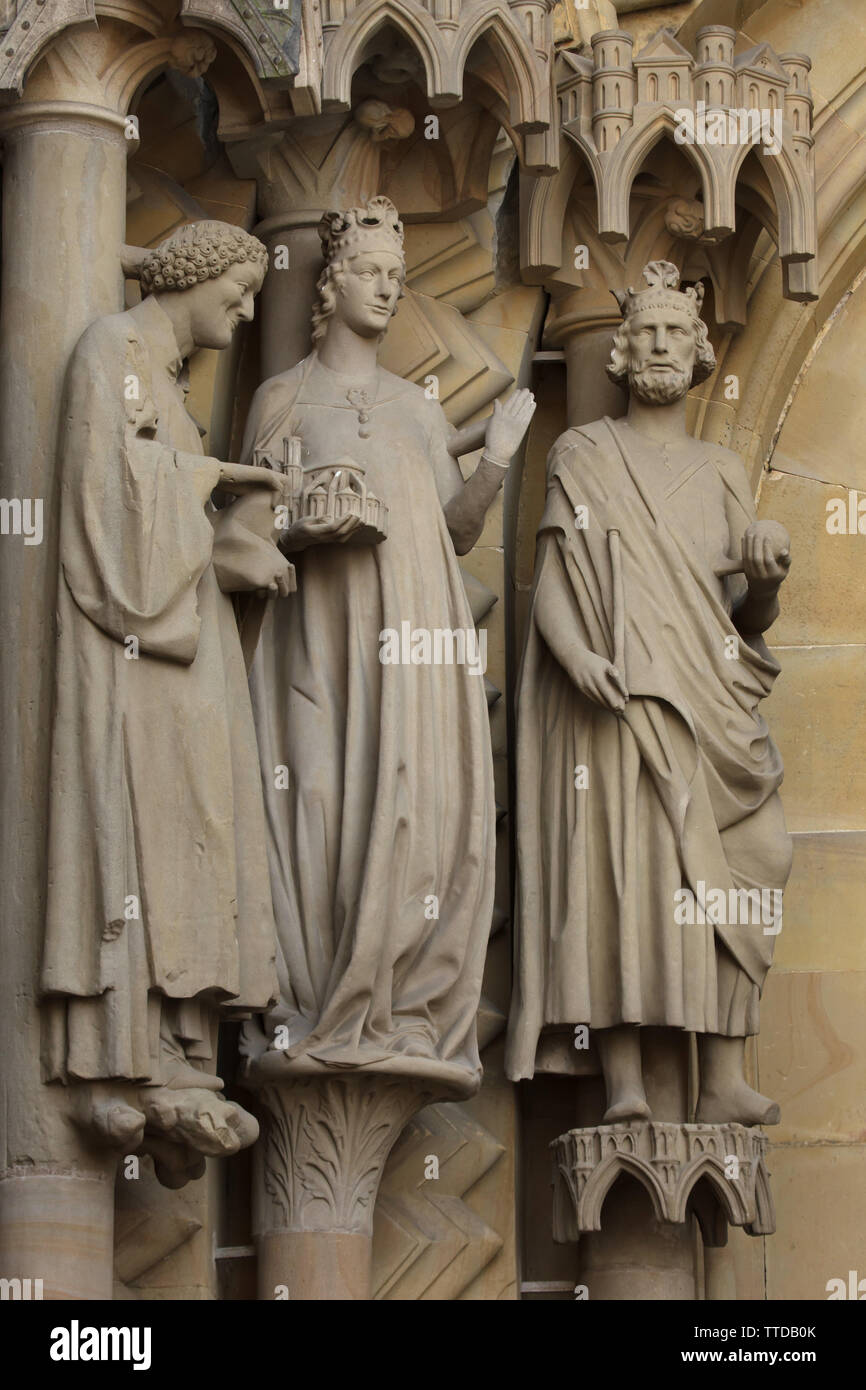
left=551, top=1120, right=775, bottom=1300
left=251, top=1075, right=434, bottom=1301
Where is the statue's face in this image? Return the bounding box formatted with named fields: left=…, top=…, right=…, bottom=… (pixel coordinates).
left=625, top=305, right=697, bottom=404
left=335, top=250, right=404, bottom=338
left=185, top=259, right=266, bottom=351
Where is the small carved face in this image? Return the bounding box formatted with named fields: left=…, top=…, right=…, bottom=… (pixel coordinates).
left=625, top=305, right=697, bottom=404
left=186, top=259, right=266, bottom=351
left=336, top=251, right=404, bottom=337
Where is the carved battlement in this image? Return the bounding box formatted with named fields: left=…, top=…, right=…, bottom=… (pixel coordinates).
left=558, top=26, right=813, bottom=161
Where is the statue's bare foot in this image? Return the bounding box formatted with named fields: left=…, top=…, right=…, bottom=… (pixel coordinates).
left=88, top=1099, right=147, bottom=1149
left=696, top=1084, right=780, bottom=1127
left=145, top=1135, right=207, bottom=1190
left=602, top=1094, right=652, bottom=1123
left=140, top=1086, right=259, bottom=1156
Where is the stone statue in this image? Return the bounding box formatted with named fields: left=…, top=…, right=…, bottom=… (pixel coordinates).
left=506, top=261, right=792, bottom=1128
left=42, top=220, right=293, bottom=1185
left=239, top=196, right=535, bottom=1094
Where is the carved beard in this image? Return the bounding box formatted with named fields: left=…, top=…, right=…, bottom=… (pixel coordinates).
left=628, top=363, right=692, bottom=404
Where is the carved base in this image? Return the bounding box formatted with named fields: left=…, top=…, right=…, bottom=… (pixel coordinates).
left=75, top=1081, right=260, bottom=1191
left=251, top=1074, right=434, bottom=1300
left=0, top=1164, right=115, bottom=1301
left=551, top=1121, right=775, bottom=1247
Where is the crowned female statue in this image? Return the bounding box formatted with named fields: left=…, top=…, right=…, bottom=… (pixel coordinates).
left=241, top=196, right=535, bottom=1093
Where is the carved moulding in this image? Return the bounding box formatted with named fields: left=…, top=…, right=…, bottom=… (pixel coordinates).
left=180, top=0, right=302, bottom=87
left=551, top=1121, right=775, bottom=1249
left=372, top=1101, right=507, bottom=1299
left=0, top=2, right=307, bottom=114
left=0, top=0, right=97, bottom=99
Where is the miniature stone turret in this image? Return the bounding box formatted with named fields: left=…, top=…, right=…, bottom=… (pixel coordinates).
left=693, top=25, right=736, bottom=107
left=781, top=53, right=815, bottom=164
left=558, top=50, right=593, bottom=127
left=591, top=29, right=635, bottom=152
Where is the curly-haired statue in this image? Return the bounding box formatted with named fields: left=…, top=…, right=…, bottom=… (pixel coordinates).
left=139, top=220, right=268, bottom=295
left=42, top=220, right=291, bottom=1185
left=507, top=260, right=793, bottom=1127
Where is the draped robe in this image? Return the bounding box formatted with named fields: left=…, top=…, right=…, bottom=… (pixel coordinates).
left=241, top=353, right=495, bottom=1096
left=505, top=418, right=792, bottom=1081
left=42, top=295, right=277, bottom=1083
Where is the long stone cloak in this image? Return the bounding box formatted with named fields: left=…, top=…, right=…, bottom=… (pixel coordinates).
left=506, top=418, right=792, bottom=1081
left=42, top=295, right=276, bottom=1082
left=240, top=353, right=495, bottom=1096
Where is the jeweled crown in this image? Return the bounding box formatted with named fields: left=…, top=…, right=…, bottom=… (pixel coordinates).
left=318, top=196, right=405, bottom=264
left=612, top=260, right=705, bottom=321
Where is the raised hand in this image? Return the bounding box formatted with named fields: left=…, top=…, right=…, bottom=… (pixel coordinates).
left=484, top=388, right=536, bottom=464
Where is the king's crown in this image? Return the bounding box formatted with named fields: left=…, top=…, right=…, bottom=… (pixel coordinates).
left=612, top=260, right=705, bottom=321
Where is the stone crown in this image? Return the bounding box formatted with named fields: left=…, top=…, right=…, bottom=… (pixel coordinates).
left=612, top=260, right=705, bottom=321
left=318, top=195, right=405, bottom=264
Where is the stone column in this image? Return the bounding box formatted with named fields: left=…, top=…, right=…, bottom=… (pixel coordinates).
left=545, top=288, right=624, bottom=429
left=577, top=1178, right=698, bottom=1301
left=0, top=98, right=130, bottom=1300
left=254, top=213, right=323, bottom=377
left=251, top=1075, right=434, bottom=1301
